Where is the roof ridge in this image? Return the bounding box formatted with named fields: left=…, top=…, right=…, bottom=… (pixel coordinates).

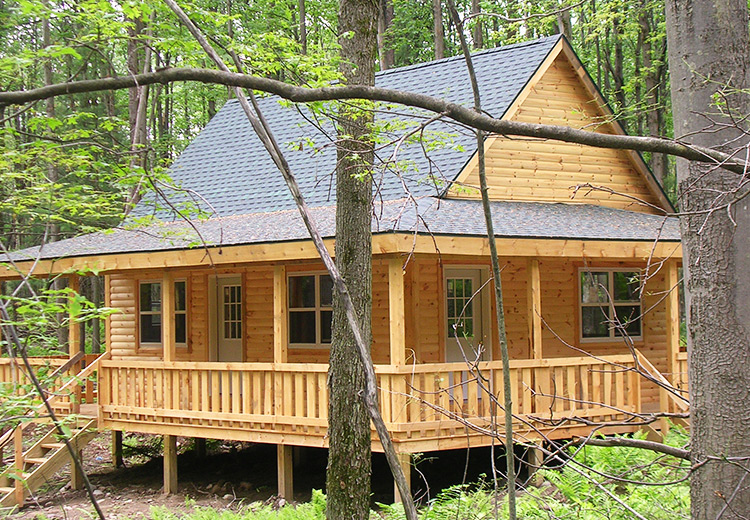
left=374, top=35, right=562, bottom=79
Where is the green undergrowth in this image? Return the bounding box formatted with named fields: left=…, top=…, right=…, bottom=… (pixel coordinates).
left=147, top=429, right=691, bottom=520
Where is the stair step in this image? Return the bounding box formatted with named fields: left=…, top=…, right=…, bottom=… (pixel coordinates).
left=41, top=443, right=65, bottom=450
left=25, top=457, right=49, bottom=465
left=0, top=487, right=14, bottom=494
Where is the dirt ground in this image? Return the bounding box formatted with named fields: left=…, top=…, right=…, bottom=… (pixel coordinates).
left=13, top=432, right=326, bottom=520
left=12, top=431, right=508, bottom=520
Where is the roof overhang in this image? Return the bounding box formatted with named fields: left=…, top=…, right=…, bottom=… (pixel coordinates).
left=0, top=232, right=682, bottom=280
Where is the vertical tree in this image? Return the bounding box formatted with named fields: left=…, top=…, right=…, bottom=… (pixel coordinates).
left=326, top=0, right=378, bottom=518
left=665, top=0, right=750, bottom=517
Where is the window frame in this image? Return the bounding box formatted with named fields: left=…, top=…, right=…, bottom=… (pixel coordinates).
left=137, top=279, right=189, bottom=351
left=578, top=268, right=643, bottom=343
left=287, top=272, right=333, bottom=349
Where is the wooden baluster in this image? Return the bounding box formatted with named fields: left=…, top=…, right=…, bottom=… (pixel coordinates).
left=14, top=426, right=24, bottom=506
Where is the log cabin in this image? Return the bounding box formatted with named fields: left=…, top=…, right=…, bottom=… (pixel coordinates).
left=0, top=35, right=687, bottom=508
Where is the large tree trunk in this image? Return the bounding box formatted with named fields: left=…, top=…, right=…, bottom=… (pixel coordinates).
left=665, top=1, right=750, bottom=518
left=326, top=0, right=378, bottom=518
left=639, top=1, right=667, bottom=185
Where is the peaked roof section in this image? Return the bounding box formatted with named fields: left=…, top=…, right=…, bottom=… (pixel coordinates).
left=138, top=35, right=562, bottom=218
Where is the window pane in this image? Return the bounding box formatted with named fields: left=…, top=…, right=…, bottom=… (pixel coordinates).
left=320, top=275, right=333, bottom=307
left=141, top=314, right=162, bottom=343
left=447, top=279, right=454, bottom=297
left=175, top=313, right=186, bottom=344
left=581, top=272, right=608, bottom=303
left=614, top=305, right=641, bottom=336
left=582, top=306, right=609, bottom=338
left=140, top=282, right=161, bottom=312
left=321, top=310, right=333, bottom=343
left=613, top=272, right=640, bottom=302
left=289, top=276, right=315, bottom=308
left=175, top=281, right=186, bottom=311
left=290, top=311, right=316, bottom=343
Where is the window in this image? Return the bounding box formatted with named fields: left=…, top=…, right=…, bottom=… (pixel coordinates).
left=139, top=280, right=187, bottom=348
left=288, top=273, right=333, bottom=347
left=580, top=270, right=642, bottom=340
left=446, top=277, right=475, bottom=339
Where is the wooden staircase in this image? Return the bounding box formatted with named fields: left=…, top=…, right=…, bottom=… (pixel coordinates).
left=0, top=352, right=109, bottom=511
left=0, top=417, right=98, bottom=509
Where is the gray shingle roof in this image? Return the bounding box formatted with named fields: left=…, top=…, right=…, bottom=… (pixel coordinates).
left=139, top=35, right=561, bottom=218
left=7, top=199, right=680, bottom=263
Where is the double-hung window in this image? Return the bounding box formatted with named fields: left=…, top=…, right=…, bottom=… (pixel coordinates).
left=288, top=273, right=333, bottom=348
left=579, top=269, right=642, bottom=340
left=138, top=280, right=187, bottom=348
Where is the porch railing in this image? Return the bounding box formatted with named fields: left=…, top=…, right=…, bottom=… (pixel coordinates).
left=98, top=354, right=642, bottom=444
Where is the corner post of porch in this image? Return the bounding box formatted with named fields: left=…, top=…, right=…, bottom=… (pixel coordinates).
left=388, top=257, right=407, bottom=426
left=68, top=274, right=82, bottom=415
left=665, top=259, right=681, bottom=413
left=273, top=265, right=288, bottom=364
left=527, top=258, right=549, bottom=415
left=162, top=271, right=176, bottom=363
left=526, top=258, right=543, bottom=360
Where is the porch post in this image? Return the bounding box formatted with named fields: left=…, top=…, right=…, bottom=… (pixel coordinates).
left=277, top=444, right=293, bottom=499
left=67, top=275, right=85, bottom=491
left=68, top=274, right=82, bottom=414
left=527, top=258, right=543, bottom=359
left=388, top=258, right=406, bottom=365
left=273, top=265, right=288, bottom=364
left=393, top=452, right=411, bottom=503
left=162, top=271, right=176, bottom=363
left=665, top=260, right=681, bottom=410
left=163, top=434, right=178, bottom=494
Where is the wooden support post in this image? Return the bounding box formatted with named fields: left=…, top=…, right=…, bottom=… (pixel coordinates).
left=194, top=437, right=206, bottom=459
left=163, top=435, right=178, bottom=495
left=388, top=257, right=406, bottom=366
left=276, top=444, right=293, bottom=499
left=665, top=260, right=681, bottom=407
left=273, top=266, right=288, bottom=364
left=393, top=452, right=411, bottom=504
left=162, top=271, right=176, bottom=363
left=527, top=258, right=543, bottom=360
left=68, top=274, right=82, bottom=414
left=526, top=445, right=544, bottom=485
left=70, top=448, right=84, bottom=490
left=112, top=430, right=124, bottom=467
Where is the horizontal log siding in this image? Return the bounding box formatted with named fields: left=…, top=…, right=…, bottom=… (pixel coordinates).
left=450, top=55, right=663, bottom=213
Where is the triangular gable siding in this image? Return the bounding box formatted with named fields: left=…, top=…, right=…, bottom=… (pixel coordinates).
left=449, top=54, right=663, bottom=214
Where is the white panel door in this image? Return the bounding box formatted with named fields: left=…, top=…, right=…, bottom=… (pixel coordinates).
left=217, top=277, right=243, bottom=362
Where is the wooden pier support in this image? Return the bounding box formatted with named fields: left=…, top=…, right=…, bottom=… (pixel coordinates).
left=112, top=430, right=123, bottom=467
left=163, top=435, right=178, bottom=495
left=277, top=444, right=293, bottom=499
left=394, top=452, right=412, bottom=504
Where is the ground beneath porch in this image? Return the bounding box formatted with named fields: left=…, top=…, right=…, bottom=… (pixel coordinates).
left=14, top=431, right=514, bottom=520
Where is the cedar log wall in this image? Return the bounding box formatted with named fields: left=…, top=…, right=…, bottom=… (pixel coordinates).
left=106, top=255, right=667, bottom=407
left=450, top=54, right=663, bottom=213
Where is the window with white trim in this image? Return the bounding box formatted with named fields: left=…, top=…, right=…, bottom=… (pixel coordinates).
left=138, top=280, right=188, bottom=348
left=288, top=273, right=333, bottom=347
left=579, top=269, right=642, bottom=340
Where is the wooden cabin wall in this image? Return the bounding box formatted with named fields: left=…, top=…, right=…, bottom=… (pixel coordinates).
left=403, top=255, right=529, bottom=363
left=285, top=259, right=391, bottom=364
left=449, top=55, right=663, bottom=214
left=243, top=266, right=274, bottom=362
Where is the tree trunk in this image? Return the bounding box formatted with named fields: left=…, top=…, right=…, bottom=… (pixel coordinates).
left=470, top=0, right=482, bottom=49
left=377, top=0, right=394, bottom=70
left=433, top=0, right=444, bottom=60
left=298, top=0, right=307, bottom=55
left=326, top=0, right=378, bottom=518
left=665, top=1, right=750, bottom=517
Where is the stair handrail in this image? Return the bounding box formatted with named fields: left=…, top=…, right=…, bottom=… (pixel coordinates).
left=0, top=350, right=111, bottom=453
left=633, top=349, right=689, bottom=412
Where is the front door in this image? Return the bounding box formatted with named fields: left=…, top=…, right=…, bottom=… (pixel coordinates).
left=216, top=277, right=243, bottom=362
left=444, top=268, right=488, bottom=363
